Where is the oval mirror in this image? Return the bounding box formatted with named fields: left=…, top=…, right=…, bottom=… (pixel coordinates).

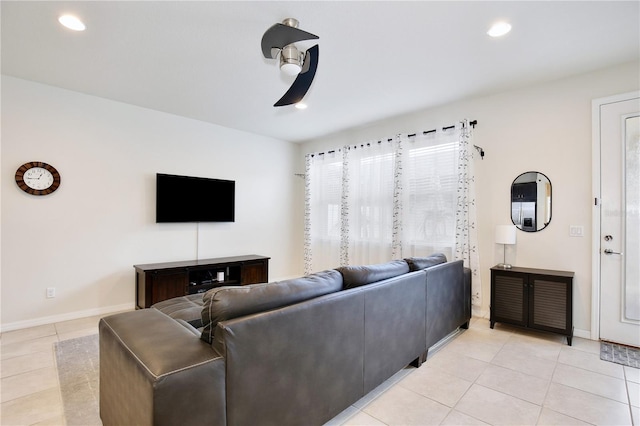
left=511, top=171, right=552, bottom=232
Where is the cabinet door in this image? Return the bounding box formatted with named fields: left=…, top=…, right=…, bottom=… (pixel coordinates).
left=492, top=271, right=527, bottom=327
left=529, top=275, right=571, bottom=335
left=150, top=271, right=188, bottom=305
left=240, top=261, right=268, bottom=285
left=512, top=182, right=537, bottom=202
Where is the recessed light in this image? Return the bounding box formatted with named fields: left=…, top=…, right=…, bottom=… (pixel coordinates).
left=487, top=22, right=511, bottom=37
left=295, top=102, right=308, bottom=110
left=58, top=15, right=86, bottom=31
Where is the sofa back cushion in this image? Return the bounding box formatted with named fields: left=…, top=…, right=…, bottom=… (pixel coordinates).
left=200, top=269, right=343, bottom=343
left=337, top=260, right=409, bottom=289
left=405, top=253, right=447, bottom=271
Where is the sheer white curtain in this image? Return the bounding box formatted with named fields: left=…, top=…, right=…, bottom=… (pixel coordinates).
left=454, top=123, right=482, bottom=308
left=342, top=139, right=400, bottom=266
left=401, top=129, right=460, bottom=259
left=304, top=140, right=400, bottom=272
left=304, top=121, right=481, bottom=309
left=304, top=150, right=343, bottom=274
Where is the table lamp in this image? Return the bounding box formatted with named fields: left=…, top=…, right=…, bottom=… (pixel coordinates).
left=495, top=225, right=517, bottom=269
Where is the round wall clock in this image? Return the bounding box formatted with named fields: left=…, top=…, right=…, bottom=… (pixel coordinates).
left=15, top=162, right=61, bottom=195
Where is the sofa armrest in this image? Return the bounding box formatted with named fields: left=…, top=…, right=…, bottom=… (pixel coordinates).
left=99, top=309, right=225, bottom=426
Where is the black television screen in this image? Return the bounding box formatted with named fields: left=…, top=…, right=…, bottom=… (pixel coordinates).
left=156, top=173, right=235, bottom=223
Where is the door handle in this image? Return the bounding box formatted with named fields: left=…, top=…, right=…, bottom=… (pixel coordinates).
left=604, top=248, right=623, bottom=255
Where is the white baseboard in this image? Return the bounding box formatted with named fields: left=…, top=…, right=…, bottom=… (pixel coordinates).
left=472, top=307, right=489, bottom=318
left=0, top=303, right=135, bottom=333
left=573, top=327, right=592, bottom=340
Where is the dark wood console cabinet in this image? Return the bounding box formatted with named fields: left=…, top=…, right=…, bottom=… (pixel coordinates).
left=134, top=255, right=270, bottom=309
left=490, top=265, right=574, bottom=345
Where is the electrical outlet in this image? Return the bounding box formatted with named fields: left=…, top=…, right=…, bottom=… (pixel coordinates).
left=46, top=287, right=56, bottom=298
left=569, top=226, right=584, bottom=237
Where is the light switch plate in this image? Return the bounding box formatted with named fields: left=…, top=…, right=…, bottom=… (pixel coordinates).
left=569, top=226, right=584, bottom=237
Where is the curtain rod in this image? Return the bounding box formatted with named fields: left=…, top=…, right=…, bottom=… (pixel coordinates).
left=309, top=120, right=480, bottom=158
left=407, top=119, right=478, bottom=138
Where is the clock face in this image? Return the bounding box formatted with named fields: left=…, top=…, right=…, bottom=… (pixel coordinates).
left=23, top=167, right=54, bottom=190
left=15, top=162, right=61, bottom=195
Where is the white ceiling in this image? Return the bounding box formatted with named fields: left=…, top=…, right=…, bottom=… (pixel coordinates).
left=2, top=1, right=639, bottom=142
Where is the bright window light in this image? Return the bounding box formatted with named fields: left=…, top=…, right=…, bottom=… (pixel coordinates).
left=59, top=15, right=86, bottom=31
left=487, top=22, right=511, bottom=37
left=295, top=102, right=308, bottom=110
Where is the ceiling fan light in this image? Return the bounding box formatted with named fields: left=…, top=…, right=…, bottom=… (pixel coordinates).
left=281, top=62, right=302, bottom=76
left=58, top=14, right=86, bottom=31
left=487, top=21, right=511, bottom=37
left=280, top=44, right=303, bottom=76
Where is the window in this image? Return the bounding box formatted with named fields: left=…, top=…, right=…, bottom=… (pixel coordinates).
left=306, top=130, right=462, bottom=270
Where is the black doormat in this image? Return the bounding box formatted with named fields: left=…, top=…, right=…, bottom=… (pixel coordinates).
left=600, top=341, right=639, bottom=368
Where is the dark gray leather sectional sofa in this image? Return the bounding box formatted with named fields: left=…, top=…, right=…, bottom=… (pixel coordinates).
left=99, top=255, right=471, bottom=426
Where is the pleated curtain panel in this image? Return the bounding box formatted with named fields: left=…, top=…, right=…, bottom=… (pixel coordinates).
left=304, top=119, right=482, bottom=309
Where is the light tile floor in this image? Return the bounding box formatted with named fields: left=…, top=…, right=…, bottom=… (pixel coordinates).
left=1, top=314, right=106, bottom=425
left=1, top=314, right=638, bottom=425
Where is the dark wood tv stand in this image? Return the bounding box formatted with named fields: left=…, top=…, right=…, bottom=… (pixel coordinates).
left=134, top=254, right=270, bottom=309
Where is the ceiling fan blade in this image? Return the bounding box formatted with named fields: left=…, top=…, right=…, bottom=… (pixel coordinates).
left=274, top=44, right=319, bottom=107
left=261, top=23, right=319, bottom=59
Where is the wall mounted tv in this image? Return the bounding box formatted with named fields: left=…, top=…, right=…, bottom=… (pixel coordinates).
left=156, top=173, right=235, bottom=223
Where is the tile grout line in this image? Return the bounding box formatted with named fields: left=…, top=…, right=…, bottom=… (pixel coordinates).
left=447, top=325, right=507, bottom=425
left=536, top=338, right=561, bottom=425
left=622, top=367, right=637, bottom=426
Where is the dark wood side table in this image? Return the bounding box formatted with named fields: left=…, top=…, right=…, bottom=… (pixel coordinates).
left=134, top=255, right=270, bottom=309
left=490, top=265, right=574, bottom=345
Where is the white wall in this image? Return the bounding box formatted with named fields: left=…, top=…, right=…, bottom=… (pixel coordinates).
left=4, top=62, right=638, bottom=334
left=1, top=76, right=303, bottom=331
left=300, top=61, right=640, bottom=337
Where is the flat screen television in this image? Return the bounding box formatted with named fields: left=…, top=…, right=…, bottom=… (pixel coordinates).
left=156, top=173, right=235, bottom=223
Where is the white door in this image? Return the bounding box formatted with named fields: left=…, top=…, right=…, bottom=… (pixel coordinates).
left=594, top=92, right=640, bottom=347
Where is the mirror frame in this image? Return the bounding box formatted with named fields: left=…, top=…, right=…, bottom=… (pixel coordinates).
left=511, top=171, right=552, bottom=232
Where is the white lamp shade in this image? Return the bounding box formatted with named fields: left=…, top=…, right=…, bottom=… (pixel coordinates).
left=495, top=225, right=517, bottom=245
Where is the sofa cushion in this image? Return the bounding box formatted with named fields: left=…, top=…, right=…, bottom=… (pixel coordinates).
left=405, top=253, right=447, bottom=271
left=152, top=293, right=204, bottom=328
left=337, top=260, right=409, bottom=289
left=201, top=269, right=343, bottom=343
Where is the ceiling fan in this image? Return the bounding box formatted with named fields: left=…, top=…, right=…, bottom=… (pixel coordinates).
left=261, top=18, right=319, bottom=107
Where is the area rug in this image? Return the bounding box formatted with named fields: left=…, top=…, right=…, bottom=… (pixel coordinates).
left=600, top=341, right=640, bottom=368
left=54, top=334, right=102, bottom=425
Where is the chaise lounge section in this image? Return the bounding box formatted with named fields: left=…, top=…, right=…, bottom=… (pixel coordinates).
left=99, top=255, right=471, bottom=426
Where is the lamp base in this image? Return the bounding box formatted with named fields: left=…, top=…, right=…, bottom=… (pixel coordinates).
left=497, top=263, right=512, bottom=269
